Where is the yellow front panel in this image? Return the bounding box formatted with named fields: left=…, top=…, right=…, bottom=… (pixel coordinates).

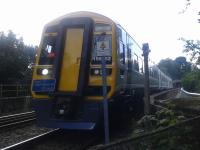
left=58, top=28, right=84, bottom=92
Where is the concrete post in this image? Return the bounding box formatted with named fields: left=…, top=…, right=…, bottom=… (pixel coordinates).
left=142, top=43, right=151, bottom=115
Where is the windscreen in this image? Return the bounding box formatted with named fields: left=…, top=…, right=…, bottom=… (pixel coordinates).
left=39, top=35, right=56, bottom=65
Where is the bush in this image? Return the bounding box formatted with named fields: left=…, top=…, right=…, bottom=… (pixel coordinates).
left=182, top=70, right=200, bottom=93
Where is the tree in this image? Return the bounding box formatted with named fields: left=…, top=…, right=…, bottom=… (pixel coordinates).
left=179, top=0, right=200, bottom=66
left=158, top=58, right=175, bottom=79
left=179, top=0, right=191, bottom=14
left=158, top=57, right=191, bottom=80
left=180, top=38, right=200, bottom=66
left=174, top=56, right=192, bottom=78
left=0, top=30, right=36, bottom=84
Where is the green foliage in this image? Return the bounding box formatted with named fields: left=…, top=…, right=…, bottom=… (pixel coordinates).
left=134, top=107, right=200, bottom=149
left=182, top=70, right=200, bottom=93
left=0, top=30, right=36, bottom=84
left=137, top=108, right=182, bottom=131
left=158, top=57, right=191, bottom=80
left=180, top=38, right=200, bottom=66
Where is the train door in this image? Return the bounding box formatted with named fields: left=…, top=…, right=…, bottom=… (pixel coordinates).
left=54, top=18, right=93, bottom=96
left=58, top=28, right=83, bottom=92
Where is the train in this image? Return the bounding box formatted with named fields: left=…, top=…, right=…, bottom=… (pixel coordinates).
left=31, top=11, right=172, bottom=130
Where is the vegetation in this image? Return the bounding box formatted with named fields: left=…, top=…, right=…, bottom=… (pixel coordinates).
left=179, top=37, right=200, bottom=93
left=175, top=0, right=200, bottom=93
left=133, top=101, right=200, bottom=150
left=158, top=57, right=191, bottom=80
left=0, top=30, right=36, bottom=84
left=182, top=70, right=200, bottom=93
left=181, top=38, right=200, bottom=66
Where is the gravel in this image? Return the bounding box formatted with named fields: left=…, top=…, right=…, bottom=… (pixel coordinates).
left=27, top=130, right=99, bottom=150
left=0, top=124, right=52, bottom=149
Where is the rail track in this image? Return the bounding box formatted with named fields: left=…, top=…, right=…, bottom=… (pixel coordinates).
left=3, top=88, right=199, bottom=150
left=0, top=111, right=36, bottom=130
left=1, top=129, right=59, bottom=150
left=2, top=128, right=99, bottom=150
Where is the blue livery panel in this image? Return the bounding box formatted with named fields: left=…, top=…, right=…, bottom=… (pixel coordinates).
left=32, top=79, right=56, bottom=92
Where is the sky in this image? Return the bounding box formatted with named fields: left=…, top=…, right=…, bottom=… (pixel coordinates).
left=0, top=0, right=200, bottom=63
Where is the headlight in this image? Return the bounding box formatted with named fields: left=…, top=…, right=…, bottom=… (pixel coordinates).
left=90, top=68, right=112, bottom=76
left=37, top=68, right=53, bottom=76
left=94, top=69, right=100, bottom=75
left=42, top=69, right=48, bottom=75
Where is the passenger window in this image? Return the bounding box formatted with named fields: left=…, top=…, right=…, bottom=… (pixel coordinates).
left=119, top=42, right=125, bottom=64
left=127, top=48, right=132, bottom=70
left=133, top=54, right=139, bottom=71
left=122, top=29, right=127, bottom=44
left=139, top=57, right=144, bottom=73
left=117, top=27, right=122, bottom=41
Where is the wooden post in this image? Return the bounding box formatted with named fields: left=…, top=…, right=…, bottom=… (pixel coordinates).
left=142, top=43, right=151, bottom=115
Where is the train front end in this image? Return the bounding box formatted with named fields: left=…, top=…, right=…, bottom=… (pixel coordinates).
left=31, top=12, right=116, bottom=130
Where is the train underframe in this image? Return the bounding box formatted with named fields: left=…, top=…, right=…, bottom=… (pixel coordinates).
left=32, top=87, right=152, bottom=130
left=32, top=97, right=103, bottom=130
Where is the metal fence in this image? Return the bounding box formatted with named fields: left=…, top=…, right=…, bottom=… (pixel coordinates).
left=0, top=84, right=31, bottom=97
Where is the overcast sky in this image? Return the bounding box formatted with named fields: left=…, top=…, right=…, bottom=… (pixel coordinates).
left=1, top=0, right=200, bottom=63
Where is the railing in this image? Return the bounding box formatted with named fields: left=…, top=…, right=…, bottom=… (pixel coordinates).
left=181, top=88, right=200, bottom=97
left=180, top=88, right=200, bottom=98
left=0, top=84, right=31, bottom=97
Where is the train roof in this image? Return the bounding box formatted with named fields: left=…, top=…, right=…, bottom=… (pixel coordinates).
left=45, top=11, right=115, bottom=28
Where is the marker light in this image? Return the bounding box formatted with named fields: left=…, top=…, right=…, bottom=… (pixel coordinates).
left=42, top=69, right=49, bottom=75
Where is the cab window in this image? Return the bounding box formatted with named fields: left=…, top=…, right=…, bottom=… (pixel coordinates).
left=39, top=35, right=56, bottom=65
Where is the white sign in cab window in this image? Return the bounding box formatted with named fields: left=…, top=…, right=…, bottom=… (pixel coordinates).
left=96, top=41, right=111, bottom=57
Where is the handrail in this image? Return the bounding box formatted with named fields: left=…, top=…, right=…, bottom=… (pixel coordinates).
left=181, top=88, right=200, bottom=97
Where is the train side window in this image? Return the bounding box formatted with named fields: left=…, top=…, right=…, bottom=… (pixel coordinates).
left=139, top=57, right=144, bottom=73
left=127, top=48, right=132, bottom=70
left=122, top=29, right=127, bottom=45
left=154, top=68, right=159, bottom=78
left=133, top=54, right=139, bottom=71
left=149, top=67, right=153, bottom=77
left=119, top=42, right=125, bottom=64
left=117, top=27, right=122, bottom=41
left=127, top=36, right=135, bottom=70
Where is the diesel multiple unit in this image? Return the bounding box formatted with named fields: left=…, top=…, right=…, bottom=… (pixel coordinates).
left=31, top=11, right=172, bottom=130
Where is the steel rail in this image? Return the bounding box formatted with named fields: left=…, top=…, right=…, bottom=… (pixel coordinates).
left=0, top=111, right=36, bottom=130
left=0, top=96, right=31, bottom=101
left=1, top=129, right=60, bottom=150
left=0, top=111, right=35, bottom=120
